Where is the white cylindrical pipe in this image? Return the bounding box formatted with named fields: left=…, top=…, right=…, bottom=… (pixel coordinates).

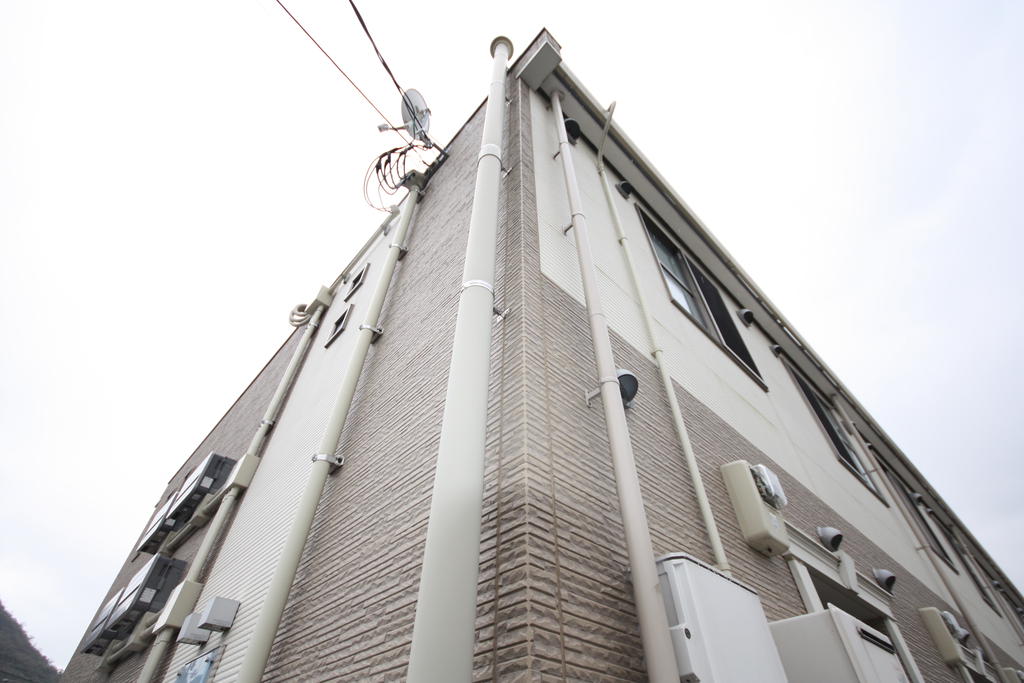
left=237, top=184, right=422, bottom=683
left=136, top=629, right=174, bottom=683
left=550, top=91, right=679, bottom=683
left=595, top=112, right=730, bottom=576
left=405, top=36, right=511, bottom=683
left=833, top=399, right=1014, bottom=683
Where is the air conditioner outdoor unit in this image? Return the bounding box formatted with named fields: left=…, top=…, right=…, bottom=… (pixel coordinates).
left=656, top=553, right=788, bottom=682
left=103, top=554, right=186, bottom=642
left=137, top=496, right=178, bottom=554
left=80, top=589, right=124, bottom=655
left=770, top=605, right=909, bottom=683
left=79, top=554, right=186, bottom=656
left=165, top=452, right=236, bottom=525
left=136, top=452, right=236, bottom=554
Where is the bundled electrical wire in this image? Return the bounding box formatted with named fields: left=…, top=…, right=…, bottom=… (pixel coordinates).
left=363, top=141, right=432, bottom=210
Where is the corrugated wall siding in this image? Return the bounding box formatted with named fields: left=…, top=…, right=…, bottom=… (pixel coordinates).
left=157, top=226, right=399, bottom=682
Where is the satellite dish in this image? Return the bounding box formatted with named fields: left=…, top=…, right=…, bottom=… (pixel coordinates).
left=400, top=89, right=430, bottom=142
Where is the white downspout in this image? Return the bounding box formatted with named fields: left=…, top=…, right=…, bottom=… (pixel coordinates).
left=405, top=36, right=512, bottom=683
left=135, top=305, right=325, bottom=683
left=236, top=180, right=424, bottom=683
left=595, top=103, right=731, bottom=577
left=833, top=398, right=1015, bottom=683
left=550, top=90, right=680, bottom=683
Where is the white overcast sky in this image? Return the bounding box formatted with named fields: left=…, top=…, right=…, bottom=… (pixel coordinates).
left=2, top=0, right=1022, bottom=669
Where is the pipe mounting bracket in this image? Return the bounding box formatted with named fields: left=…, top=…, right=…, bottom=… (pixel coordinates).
left=462, top=280, right=494, bottom=296
left=359, top=324, right=384, bottom=343
left=312, top=453, right=344, bottom=468
left=584, top=375, right=621, bottom=407
left=478, top=143, right=502, bottom=165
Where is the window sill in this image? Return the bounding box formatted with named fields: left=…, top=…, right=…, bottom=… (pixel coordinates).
left=669, top=298, right=768, bottom=393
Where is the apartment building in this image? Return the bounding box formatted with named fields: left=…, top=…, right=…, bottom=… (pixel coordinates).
left=62, top=30, right=1024, bottom=683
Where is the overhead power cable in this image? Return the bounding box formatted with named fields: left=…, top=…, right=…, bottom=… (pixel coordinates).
left=273, top=0, right=412, bottom=146
left=346, top=0, right=437, bottom=151
left=346, top=0, right=405, bottom=101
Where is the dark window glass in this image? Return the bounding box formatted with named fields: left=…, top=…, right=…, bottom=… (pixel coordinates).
left=691, top=266, right=759, bottom=374
left=639, top=210, right=759, bottom=376
left=938, top=519, right=998, bottom=610
left=792, top=370, right=876, bottom=492
left=886, top=470, right=953, bottom=565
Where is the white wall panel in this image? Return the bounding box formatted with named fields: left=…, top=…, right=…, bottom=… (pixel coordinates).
left=159, top=221, right=397, bottom=682
left=529, top=89, right=945, bottom=604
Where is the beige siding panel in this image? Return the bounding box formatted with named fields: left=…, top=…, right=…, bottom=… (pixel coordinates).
left=529, top=88, right=944, bottom=603
left=159, top=227, right=396, bottom=682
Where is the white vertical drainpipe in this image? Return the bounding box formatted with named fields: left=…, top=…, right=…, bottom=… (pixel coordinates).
left=833, top=398, right=1015, bottom=683
left=236, top=182, right=423, bottom=683
left=136, top=306, right=326, bottom=683
left=550, top=91, right=680, bottom=683
left=405, top=36, right=512, bottom=683
left=595, top=103, right=731, bottom=577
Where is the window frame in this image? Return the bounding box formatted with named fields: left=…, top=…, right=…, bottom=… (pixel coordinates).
left=637, top=207, right=764, bottom=387
left=787, top=363, right=882, bottom=497
left=884, top=467, right=957, bottom=570
left=934, top=517, right=999, bottom=612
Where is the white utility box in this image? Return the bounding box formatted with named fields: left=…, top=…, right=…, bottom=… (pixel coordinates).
left=721, top=460, right=790, bottom=556
left=770, top=605, right=908, bottom=683
left=918, top=606, right=962, bottom=665
left=177, top=611, right=211, bottom=646
left=656, top=553, right=788, bottom=683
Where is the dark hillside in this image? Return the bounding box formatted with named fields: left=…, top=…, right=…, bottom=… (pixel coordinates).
left=0, top=599, right=59, bottom=683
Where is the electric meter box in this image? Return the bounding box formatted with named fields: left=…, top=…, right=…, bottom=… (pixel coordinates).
left=770, top=605, right=909, bottom=683
left=721, top=460, right=790, bottom=556
left=918, top=607, right=962, bottom=665
left=656, top=553, right=788, bottom=683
